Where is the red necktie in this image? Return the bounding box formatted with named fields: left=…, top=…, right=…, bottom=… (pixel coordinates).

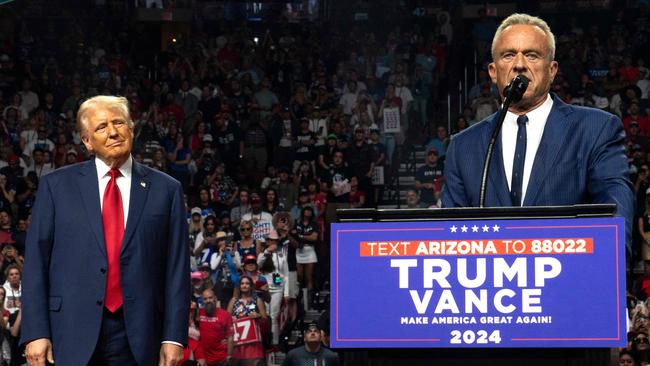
left=103, top=168, right=124, bottom=312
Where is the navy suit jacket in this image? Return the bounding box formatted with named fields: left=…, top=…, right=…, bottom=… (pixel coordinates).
left=21, top=159, right=190, bottom=366
left=442, top=95, right=634, bottom=246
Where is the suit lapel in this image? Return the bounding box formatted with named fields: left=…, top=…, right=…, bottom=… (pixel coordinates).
left=121, top=161, right=150, bottom=254
left=524, top=96, right=573, bottom=205
left=77, top=160, right=107, bottom=259
left=485, top=115, right=512, bottom=206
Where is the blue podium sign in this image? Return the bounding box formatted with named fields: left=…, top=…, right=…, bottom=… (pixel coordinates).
left=330, top=217, right=626, bottom=348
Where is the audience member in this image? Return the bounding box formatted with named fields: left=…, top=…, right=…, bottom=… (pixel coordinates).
left=282, top=322, right=340, bottom=366
left=3, top=2, right=649, bottom=362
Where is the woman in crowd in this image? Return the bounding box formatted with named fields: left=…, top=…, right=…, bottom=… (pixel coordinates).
left=350, top=101, right=378, bottom=134
left=2, top=265, right=21, bottom=314
left=263, top=187, right=280, bottom=214
left=196, top=186, right=216, bottom=217
left=0, top=287, right=9, bottom=328
left=193, top=215, right=219, bottom=255
left=294, top=206, right=319, bottom=303
left=639, top=188, right=650, bottom=261
left=230, top=189, right=251, bottom=230
left=189, top=121, right=208, bottom=151
left=235, top=219, right=262, bottom=258
left=239, top=254, right=270, bottom=303
left=190, top=271, right=208, bottom=307
left=293, top=160, right=315, bottom=189
left=453, top=116, right=469, bottom=134
left=620, top=348, right=638, bottom=366
left=258, top=230, right=289, bottom=345
left=207, top=162, right=239, bottom=214
left=181, top=299, right=203, bottom=365
left=307, top=179, right=327, bottom=242
left=631, top=330, right=650, bottom=365
left=212, top=233, right=241, bottom=308
left=227, top=275, right=267, bottom=366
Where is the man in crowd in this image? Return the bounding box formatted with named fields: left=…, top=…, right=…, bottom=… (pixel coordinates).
left=26, top=148, right=54, bottom=178
left=415, top=148, right=444, bottom=207
left=21, top=95, right=189, bottom=366
left=346, top=127, right=376, bottom=200
left=253, top=77, right=279, bottom=121
left=197, top=288, right=233, bottom=366
left=425, top=125, right=448, bottom=159
left=22, top=126, right=54, bottom=167
left=282, top=322, right=340, bottom=366
left=241, top=191, right=273, bottom=241
left=623, top=101, right=650, bottom=136
left=273, top=167, right=298, bottom=211
left=0, top=209, right=14, bottom=247
left=339, top=80, right=359, bottom=118
left=405, top=189, right=425, bottom=208
left=213, top=111, right=243, bottom=177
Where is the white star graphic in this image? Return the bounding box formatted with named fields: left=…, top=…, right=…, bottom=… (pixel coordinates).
left=472, top=225, right=479, bottom=232
left=482, top=225, right=490, bottom=232
left=450, top=225, right=458, bottom=233
left=461, top=225, right=468, bottom=233
left=492, top=224, right=500, bottom=232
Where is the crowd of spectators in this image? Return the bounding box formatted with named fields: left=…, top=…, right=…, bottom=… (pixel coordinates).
left=0, top=1, right=649, bottom=365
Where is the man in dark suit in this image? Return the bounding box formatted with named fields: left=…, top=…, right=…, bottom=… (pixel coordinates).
left=21, top=95, right=190, bottom=365
left=442, top=14, right=634, bottom=245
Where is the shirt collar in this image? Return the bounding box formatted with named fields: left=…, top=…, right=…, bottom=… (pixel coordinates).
left=95, top=155, right=133, bottom=179
left=505, top=93, right=554, bottom=123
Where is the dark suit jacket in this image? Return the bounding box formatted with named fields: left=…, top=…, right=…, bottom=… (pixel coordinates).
left=21, top=159, right=190, bottom=366
left=441, top=95, right=634, bottom=246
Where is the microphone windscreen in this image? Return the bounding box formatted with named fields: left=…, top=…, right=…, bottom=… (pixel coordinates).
left=503, top=75, right=530, bottom=103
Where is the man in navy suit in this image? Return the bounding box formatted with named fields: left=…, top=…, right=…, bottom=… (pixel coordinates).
left=442, top=14, right=634, bottom=245
left=21, top=95, right=190, bottom=365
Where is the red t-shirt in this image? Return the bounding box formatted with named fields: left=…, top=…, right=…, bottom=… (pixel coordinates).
left=349, top=190, right=366, bottom=207
left=198, top=308, right=234, bottom=363
left=623, top=115, right=650, bottom=136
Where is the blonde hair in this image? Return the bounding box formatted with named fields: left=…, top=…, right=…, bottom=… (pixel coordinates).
left=491, top=13, right=556, bottom=61
left=240, top=219, right=253, bottom=230
left=77, top=95, right=133, bottom=137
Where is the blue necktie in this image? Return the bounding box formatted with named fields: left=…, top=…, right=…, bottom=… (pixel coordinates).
left=510, top=115, right=528, bottom=206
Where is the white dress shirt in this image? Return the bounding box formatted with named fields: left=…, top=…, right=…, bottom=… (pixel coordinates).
left=95, top=156, right=132, bottom=227
left=95, top=156, right=182, bottom=348
left=501, top=94, right=554, bottom=205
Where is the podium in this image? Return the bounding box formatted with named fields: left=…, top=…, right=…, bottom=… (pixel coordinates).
left=330, top=205, right=626, bottom=366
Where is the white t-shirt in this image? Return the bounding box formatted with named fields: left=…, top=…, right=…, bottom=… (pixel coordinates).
left=3, top=282, right=21, bottom=314
left=241, top=211, right=273, bottom=241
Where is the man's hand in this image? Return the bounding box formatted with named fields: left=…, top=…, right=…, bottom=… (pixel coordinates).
left=25, top=338, right=54, bottom=366
left=158, top=343, right=183, bottom=366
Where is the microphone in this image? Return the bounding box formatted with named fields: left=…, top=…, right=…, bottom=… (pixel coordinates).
left=502, top=75, right=530, bottom=104
left=478, top=75, right=530, bottom=207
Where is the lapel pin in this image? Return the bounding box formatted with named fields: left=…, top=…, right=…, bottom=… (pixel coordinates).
left=140, top=181, right=147, bottom=188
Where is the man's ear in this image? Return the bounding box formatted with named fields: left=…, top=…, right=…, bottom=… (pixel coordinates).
left=81, top=134, right=94, bottom=153
left=488, top=62, right=497, bottom=85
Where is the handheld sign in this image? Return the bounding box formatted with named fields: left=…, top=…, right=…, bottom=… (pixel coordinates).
left=233, top=316, right=262, bottom=346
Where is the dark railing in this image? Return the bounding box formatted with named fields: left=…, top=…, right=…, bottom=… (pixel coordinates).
left=382, top=142, right=419, bottom=208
